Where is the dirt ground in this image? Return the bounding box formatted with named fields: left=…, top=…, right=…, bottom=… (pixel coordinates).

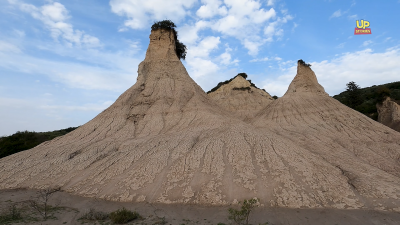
left=1, top=189, right=400, bottom=225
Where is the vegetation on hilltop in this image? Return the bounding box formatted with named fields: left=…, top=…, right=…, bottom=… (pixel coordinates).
left=333, top=81, right=400, bottom=120
left=151, top=20, right=187, bottom=60
left=207, top=73, right=267, bottom=94
left=298, top=59, right=311, bottom=67
left=0, top=127, right=78, bottom=159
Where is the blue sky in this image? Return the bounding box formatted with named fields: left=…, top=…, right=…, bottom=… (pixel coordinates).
left=1, top=0, right=399, bottom=136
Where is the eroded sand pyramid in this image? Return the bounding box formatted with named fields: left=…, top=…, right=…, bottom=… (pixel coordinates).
left=207, top=74, right=274, bottom=121
left=1, top=29, right=400, bottom=211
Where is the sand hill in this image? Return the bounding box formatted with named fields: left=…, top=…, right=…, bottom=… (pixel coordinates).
left=1, top=29, right=400, bottom=211
left=207, top=74, right=274, bottom=121
left=377, top=97, right=400, bottom=132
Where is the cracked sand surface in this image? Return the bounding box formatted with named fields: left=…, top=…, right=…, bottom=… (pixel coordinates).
left=1, top=29, right=400, bottom=212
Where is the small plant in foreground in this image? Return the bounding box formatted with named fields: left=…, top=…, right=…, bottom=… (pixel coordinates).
left=109, top=207, right=140, bottom=224
left=79, top=208, right=109, bottom=221
left=0, top=204, right=23, bottom=223
left=228, top=198, right=259, bottom=225
left=28, top=187, right=60, bottom=220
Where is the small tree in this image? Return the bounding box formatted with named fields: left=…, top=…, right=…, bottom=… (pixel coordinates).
left=29, top=187, right=60, bottom=219
left=345, top=81, right=362, bottom=108
left=228, top=198, right=259, bottom=225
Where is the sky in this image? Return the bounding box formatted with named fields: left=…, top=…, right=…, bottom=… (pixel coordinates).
left=0, top=0, right=400, bottom=136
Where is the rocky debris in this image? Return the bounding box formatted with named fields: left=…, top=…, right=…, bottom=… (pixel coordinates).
left=1, top=29, right=400, bottom=212
left=377, top=97, right=400, bottom=132
left=207, top=74, right=274, bottom=120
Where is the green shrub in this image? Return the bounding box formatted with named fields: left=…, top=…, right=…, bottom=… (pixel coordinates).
left=228, top=198, right=259, bottom=225
left=79, top=208, right=108, bottom=221
left=109, top=207, right=139, bottom=224
left=0, top=204, right=23, bottom=223
left=298, top=59, right=311, bottom=67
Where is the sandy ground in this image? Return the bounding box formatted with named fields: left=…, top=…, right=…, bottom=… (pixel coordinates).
left=1, top=189, right=400, bottom=225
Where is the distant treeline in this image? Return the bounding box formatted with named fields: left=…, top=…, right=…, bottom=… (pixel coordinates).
left=0, top=127, right=78, bottom=159
left=333, top=81, right=400, bottom=120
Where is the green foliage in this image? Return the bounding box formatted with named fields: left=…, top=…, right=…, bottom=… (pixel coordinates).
left=228, top=198, right=259, bottom=225
left=272, top=95, right=278, bottom=99
left=151, top=20, right=187, bottom=60
left=109, top=207, right=140, bottom=224
left=207, top=73, right=264, bottom=94
left=345, top=81, right=362, bottom=108
left=79, top=208, right=109, bottom=221
left=376, top=86, right=391, bottom=102
left=298, top=59, right=311, bottom=67
left=333, top=81, right=400, bottom=121
left=0, top=127, right=78, bottom=159
left=175, top=40, right=187, bottom=60
left=237, top=73, right=248, bottom=79
left=0, top=204, right=23, bottom=223
left=151, top=20, right=176, bottom=30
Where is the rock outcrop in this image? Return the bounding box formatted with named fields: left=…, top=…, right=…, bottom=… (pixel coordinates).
left=377, top=97, right=400, bottom=132
left=207, top=74, right=274, bottom=120
left=1, top=31, right=400, bottom=212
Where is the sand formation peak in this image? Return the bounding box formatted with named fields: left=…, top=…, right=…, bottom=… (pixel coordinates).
left=207, top=73, right=274, bottom=120
left=1, top=27, right=400, bottom=211
left=285, top=60, right=327, bottom=96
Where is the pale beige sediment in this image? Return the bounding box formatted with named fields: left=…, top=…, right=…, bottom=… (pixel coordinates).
left=1, top=30, right=400, bottom=212
left=377, top=97, right=400, bottom=132
left=207, top=75, right=274, bottom=121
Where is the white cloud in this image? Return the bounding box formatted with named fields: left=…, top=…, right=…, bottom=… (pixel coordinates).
left=330, top=10, right=342, bottom=19
left=178, top=20, right=209, bottom=45
left=264, top=15, right=292, bottom=39
left=348, top=14, right=357, bottom=20
left=250, top=57, right=268, bottom=62
left=0, top=40, right=21, bottom=53
left=0, top=48, right=139, bottom=91
left=336, top=42, right=346, bottom=48
left=10, top=1, right=101, bottom=48
left=262, top=47, right=400, bottom=96
left=219, top=44, right=239, bottom=65
left=110, top=0, right=197, bottom=29
left=196, top=0, right=227, bottom=18
left=110, top=0, right=291, bottom=57
left=243, top=39, right=265, bottom=56
left=0, top=97, right=112, bottom=136
left=184, top=35, right=222, bottom=83
left=188, top=36, right=220, bottom=58
left=362, top=40, right=373, bottom=46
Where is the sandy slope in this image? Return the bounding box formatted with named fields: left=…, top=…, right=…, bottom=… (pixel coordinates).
left=1, top=29, right=400, bottom=212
